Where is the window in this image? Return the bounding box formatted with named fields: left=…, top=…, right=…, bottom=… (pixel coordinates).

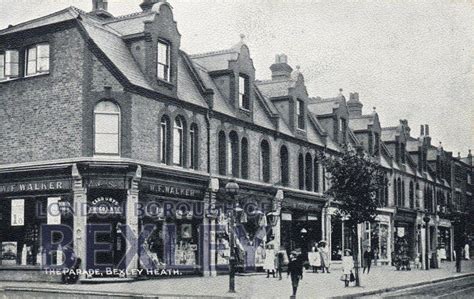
left=409, top=181, right=414, bottom=209
left=25, top=44, right=49, bottom=76
left=296, top=99, right=305, bottom=130
left=339, top=118, right=347, bottom=144
left=314, top=157, right=320, bottom=192
left=374, top=133, right=380, bottom=156
left=280, top=146, right=289, bottom=186
left=305, top=153, right=313, bottom=191
left=94, top=101, right=120, bottom=155
left=393, top=178, right=397, bottom=206
left=260, top=140, right=270, bottom=183
left=298, top=154, right=304, bottom=189
left=189, top=123, right=198, bottom=169
left=241, top=138, right=249, bottom=179
left=239, top=75, right=250, bottom=110
left=402, top=180, right=406, bottom=207
left=173, top=117, right=185, bottom=166
left=160, top=116, right=171, bottom=164
left=401, top=143, right=406, bottom=164
left=229, top=131, right=239, bottom=177
left=157, top=40, right=170, bottom=81
left=0, top=50, right=19, bottom=80
left=218, top=131, right=226, bottom=175
left=397, top=178, right=402, bottom=206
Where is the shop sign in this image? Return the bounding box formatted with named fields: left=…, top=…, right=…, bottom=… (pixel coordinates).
left=11, top=199, right=24, bottom=226
left=0, top=180, right=71, bottom=194
left=87, top=178, right=126, bottom=189
left=88, top=197, right=123, bottom=215
left=308, top=215, right=318, bottom=221
left=281, top=213, right=292, bottom=221
left=438, top=219, right=451, bottom=228
left=375, top=214, right=390, bottom=223
left=141, top=182, right=203, bottom=198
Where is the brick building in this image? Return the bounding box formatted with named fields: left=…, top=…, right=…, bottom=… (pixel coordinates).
left=0, top=0, right=471, bottom=281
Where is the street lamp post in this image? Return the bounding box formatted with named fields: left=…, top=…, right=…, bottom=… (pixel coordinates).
left=423, top=210, right=431, bottom=270
left=225, top=180, right=240, bottom=293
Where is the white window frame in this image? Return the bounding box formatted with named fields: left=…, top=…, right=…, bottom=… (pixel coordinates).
left=160, top=117, right=169, bottom=164
left=94, top=101, right=120, bottom=156
left=238, top=75, right=249, bottom=110
left=173, top=117, right=184, bottom=166
left=157, top=40, right=170, bottom=82
left=25, top=43, right=50, bottom=76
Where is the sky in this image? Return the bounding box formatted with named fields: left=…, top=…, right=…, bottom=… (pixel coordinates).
left=0, top=0, right=473, bottom=156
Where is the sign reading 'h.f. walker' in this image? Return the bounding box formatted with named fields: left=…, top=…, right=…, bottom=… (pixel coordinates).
left=0, top=180, right=71, bottom=194
left=141, top=182, right=203, bottom=198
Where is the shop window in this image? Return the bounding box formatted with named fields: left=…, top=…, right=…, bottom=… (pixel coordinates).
left=241, top=137, right=249, bottom=179
left=160, top=115, right=171, bottom=164
left=260, top=140, right=270, bottom=183
left=25, top=43, right=50, bottom=76
left=296, top=99, right=305, bottom=130
left=238, top=75, right=250, bottom=110
left=229, top=131, right=239, bottom=177
left=305, top=153, right=313, bottom=191
left=94, top=101, right=120, bottom=155
left=173, top=116, right=185, bottom=166
left=189, top=123, right=198, bottom=170
left=280, top=145, right=289, bottom=186
left=298, top=154, right=304, bottom=190
left=369, top=222, right=389, bottom=260
left=218, top=131, right=226, bottom=175
left=314, top=157, right=320, bottom=192
left=157, top=40, right=170, bottom=81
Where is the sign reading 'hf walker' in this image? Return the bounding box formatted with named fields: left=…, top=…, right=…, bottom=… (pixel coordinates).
left=140, top=182, right=203, bottom=199
left=0, top=180, right=71, bottom=194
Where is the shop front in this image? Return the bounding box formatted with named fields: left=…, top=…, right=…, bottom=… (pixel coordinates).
left=138, top=177, right=207, bottom=275
left=437, top=218, right=452, bottom=262
left=280, top=193, right=324, bottom=261
left=328, top=207, right=352, bottom=262
left=0, top=168, right=73, bottom=282
left=394, top=208, right=417, bottom=261
left=360, top=213, right=392, bottom=265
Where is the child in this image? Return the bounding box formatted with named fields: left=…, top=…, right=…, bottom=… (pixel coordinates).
left=341, top=249, right=354, bottom=287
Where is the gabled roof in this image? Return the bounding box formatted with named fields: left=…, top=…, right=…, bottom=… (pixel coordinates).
left=308, top=96, right=344, bottom=116
left=0, top=7, right=81, bottom=36
left=255, top=79, right=295, bottom=99
left=104, top=12, right=155, bottom=36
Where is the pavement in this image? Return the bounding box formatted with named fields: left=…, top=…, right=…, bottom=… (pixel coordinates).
left=0, top=260, right=473, bottom=299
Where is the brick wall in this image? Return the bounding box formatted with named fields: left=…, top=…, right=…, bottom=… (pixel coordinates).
left=0, top=27, right=86, bottom=164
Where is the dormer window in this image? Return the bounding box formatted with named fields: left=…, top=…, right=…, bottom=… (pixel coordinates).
left=238, top=75, right=250, bottom=110
left=157, top=40, right=170, bottom=81
left=25, top=43, right=50, bottom=76
left=297, top=99, right=305, bottom=130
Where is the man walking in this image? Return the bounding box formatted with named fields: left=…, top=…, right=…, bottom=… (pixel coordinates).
left=287, top=251, right=303, bottom=298
left=363, top=246, right=374, bottom=274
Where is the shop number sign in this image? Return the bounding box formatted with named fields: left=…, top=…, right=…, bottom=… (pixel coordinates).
left=88, top=197, right=123, bottom=215
left=11, top=199, right=25, bottom=226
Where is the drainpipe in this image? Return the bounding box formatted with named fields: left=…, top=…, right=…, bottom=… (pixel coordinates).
left=205, top=111, right=211, bottom=174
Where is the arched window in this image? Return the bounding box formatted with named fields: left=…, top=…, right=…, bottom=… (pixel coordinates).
left=415, top=183, right=420, bottom=208
left=173, top=116, right=185, bottom=166
left=409, top=181, right=414, bottom=209
left=94, top=101, right=120, bottom=155
left=305, top=153, right=313, bottom=191
left=397, top=178, right=402, bottom=206
left=189, top=123, right=198, bottom=169
left=160, top=115, right=171, bottom=164
left=229, top=131, right=239, bottom=177
left=313, top=156, right=320, bottom=192
left=393, top=178, right=397, bottom=206
left=384, top=177, right=389, bottom=207
left=401, top=180, right=406, bottom=207
left=218, top=131, right=226, bottom=175
left=241, top=138, right=249, bottom=179
left=298, top=154, right=304, bottom=190
left=260, top=140, right=270, bottom=183
left=280, top=145, right=289, bottom=186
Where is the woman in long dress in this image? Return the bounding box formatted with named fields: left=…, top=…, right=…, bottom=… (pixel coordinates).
left=308, top=246, right=321, bottom=273
left=341, top=249, right=354, bottom=287
left=264, top=243, right=276, bottom=278
left=319, top=242, right=330, bottom=273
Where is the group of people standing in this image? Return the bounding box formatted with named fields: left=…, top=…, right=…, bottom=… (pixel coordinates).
left=307, top=241, right=331, bottom=273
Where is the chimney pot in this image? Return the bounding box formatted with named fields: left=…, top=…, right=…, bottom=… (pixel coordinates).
left=420, top=125, right=424, bottom=136
left=270, top=54, right=292, bottom=80
left=92, top=0, right=108, bottom=11
left=425, top=124, right=430, bottom=136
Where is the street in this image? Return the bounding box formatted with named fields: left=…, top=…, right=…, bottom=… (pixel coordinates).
left=364, top=276, right=474, bottom=298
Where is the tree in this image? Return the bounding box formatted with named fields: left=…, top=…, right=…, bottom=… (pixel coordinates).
left=322, top=149, right=386, bottom=286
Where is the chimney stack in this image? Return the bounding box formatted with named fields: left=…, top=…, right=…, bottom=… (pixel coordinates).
left=425, top=124, right=430, bottom=136
left=420, top=125, right=424, bottom=136
left=270, top=54, right=293, bottom=80
left=92, top=0, right=108, bottom=11
left=347, top=92, right=363, bottom=117
left=140, top=0, right=165, bottom=11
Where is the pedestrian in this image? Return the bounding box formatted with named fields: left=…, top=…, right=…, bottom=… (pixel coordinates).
left=287, top=251, right=303, bottom=298
left=276, top=250, right=284, bottom=280
left=363, top=246, right=374, bottom=274
left=308, top=246, right=321, bottom=273
left=341, top=249, right=355, bottom=287
left=318, top=241, right=330, bottom=273
left=264, top=241, right=276, bottom=278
